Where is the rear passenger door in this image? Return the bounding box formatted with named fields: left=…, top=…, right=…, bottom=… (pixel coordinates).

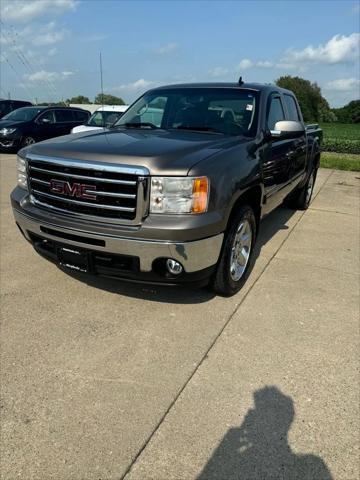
left=54, top=109, right=76, bottom=136
left=262, top=94, right=294, bottom=212
left=283, top=94, right=307, bottom=180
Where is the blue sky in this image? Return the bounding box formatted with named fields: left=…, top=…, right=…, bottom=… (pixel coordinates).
left=1, top=0, right=359, bottom=107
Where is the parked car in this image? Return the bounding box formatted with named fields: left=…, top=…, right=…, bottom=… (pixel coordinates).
left=0, top=106, right=90, bottom=151
left=71, top=105, right=128, bottom=134
left=0, top=99, right=32, bottom=119
left=11, top=82, right=322, bottom=296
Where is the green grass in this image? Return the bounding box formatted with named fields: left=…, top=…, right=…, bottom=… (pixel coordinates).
left=320, top=123, right=360, bottom=154
left=320, top=151, right=360, bottom=171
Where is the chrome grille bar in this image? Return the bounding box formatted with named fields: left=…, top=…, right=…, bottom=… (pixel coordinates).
left=29, top=165, right=137, bottom=185
left=32, top=189, right=136, bottom=212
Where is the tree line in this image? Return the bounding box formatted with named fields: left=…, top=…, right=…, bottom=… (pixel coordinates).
left=38, top=77, right=359, bottom=124
left=276, top=76, right=359, bottom=123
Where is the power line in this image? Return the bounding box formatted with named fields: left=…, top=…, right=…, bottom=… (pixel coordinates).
left=0, top=21, right=60, bottom=101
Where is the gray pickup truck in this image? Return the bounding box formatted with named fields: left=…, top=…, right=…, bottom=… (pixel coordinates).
left=11, top=82, right=322, bottom=296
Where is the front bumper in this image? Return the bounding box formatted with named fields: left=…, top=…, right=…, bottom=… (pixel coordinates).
left=12, top=204, right=223, bottom=286
left=0, top=136, right=20, bottom=149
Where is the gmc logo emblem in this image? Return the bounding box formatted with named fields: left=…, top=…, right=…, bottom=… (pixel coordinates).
left=50, top=179, right=97, bottom=200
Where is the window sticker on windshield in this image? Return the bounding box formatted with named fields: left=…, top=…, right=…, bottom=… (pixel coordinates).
left=246, top=104, right=254, bottom=111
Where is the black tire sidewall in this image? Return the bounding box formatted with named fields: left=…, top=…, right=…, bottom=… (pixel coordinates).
left=213, top=205, right=257, bottom=296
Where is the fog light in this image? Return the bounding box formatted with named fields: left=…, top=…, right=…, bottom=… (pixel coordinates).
left=166, top=259, right=183, bottom=275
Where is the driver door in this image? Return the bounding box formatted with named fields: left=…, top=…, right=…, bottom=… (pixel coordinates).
left=261, top=94, right=296, bottom=213
left=35, top=110, right=56, bottom=141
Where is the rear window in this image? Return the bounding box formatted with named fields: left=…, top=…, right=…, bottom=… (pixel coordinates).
left=284, top=94, right=300, bottom=122
left=73, top=110, right=89, bottom=122
left=55, top=110, right=74, bottom=122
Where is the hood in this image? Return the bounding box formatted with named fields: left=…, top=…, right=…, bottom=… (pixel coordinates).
left=0, top=120, right=27, bottom=129
left=26, top=129, right=247, bottom=175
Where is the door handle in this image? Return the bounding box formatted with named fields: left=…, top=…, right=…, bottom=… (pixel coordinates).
left=286, top=150, right=295, bottom=158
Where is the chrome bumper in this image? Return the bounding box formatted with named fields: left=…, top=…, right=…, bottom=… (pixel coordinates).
left=13, top=209, right=224, bottom=273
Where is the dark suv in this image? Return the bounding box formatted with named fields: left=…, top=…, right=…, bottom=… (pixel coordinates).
left=0, top=106, right=90, bottom=151
left=0, top=100, right=33, bottom=119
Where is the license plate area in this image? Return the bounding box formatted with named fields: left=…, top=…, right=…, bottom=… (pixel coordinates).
left=57, top=246, right=89, bottom=273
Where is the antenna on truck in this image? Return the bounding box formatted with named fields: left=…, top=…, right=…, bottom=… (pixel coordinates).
left=99, top=51, right=104, bottom=125
left=238, top=76, right=244, bottom=86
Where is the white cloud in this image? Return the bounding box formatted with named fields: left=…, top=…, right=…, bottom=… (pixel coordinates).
left=32, top=28, right=67, bottom=46
left=257, top=60, right=274, bottom=68
left=237, top=59, right=253, bottom=70
left=155, top=43, right=179, bottom=55
left=113, top=79, right=156, bottom=91
left=283, top=33, right=360, bottom=65
left=0, top=0, right=77, bottom=23
left=24, top=70, right=74, bottom=82
left=325, top=78, right=360, bottom=91
left=208, top=67, right=229, bottom=78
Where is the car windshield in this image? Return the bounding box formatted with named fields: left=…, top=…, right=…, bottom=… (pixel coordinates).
left=114, top=88, right=258, bottom=136
left=87, top=110, right=123, bottom=127
left=2, top=107, right=43, bottom=122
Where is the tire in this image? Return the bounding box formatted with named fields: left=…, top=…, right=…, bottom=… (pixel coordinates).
left=21, top=136, right=36, bottom=148
left=291, top=168, right=317, bottom=210
left=211, top=205, right=257, bottom=297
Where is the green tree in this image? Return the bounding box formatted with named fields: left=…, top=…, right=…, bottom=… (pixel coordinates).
left=94, top=93, right=125, bottom=105
left=66, top=95, right=91, bottom=104
left=275, top=76, right=334, bottom=123
left=332, top=100, right=360, bottom=123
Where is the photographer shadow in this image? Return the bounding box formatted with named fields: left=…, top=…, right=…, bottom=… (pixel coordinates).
left=197, top=386, right=332, bottom=480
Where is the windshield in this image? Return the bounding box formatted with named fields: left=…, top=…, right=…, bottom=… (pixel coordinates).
left=2, top=107, right=43, bottom=122
left=87, top=110, right=124, bottom=127
left=115, top=88, right=258, bottom=136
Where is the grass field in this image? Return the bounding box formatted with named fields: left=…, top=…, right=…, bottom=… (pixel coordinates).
left=319, top=123, right=360, bottom=171
left=320, top=123, right=360, bottom=155
left=320, top=152, right=360, bottom=171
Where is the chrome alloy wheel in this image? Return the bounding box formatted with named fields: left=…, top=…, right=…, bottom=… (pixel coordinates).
left=306, top=171, right=315, bottom=204
left=230, top=219, right=253, bottom=281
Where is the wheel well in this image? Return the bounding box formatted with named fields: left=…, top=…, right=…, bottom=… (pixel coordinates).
left=227, top=186, right=262, bottom=233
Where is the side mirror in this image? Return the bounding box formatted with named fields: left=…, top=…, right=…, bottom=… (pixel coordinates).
left=38, top=117, right=50, bottom=124
left=270, top=120, right=305, bottom=139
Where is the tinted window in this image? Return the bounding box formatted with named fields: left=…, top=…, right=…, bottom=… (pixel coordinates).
left=37, top=110, right=55, bottom=124
left=284, top=95, right=300, bottom=121
left=0, top=102, right=11, bottom=116
left=55, top=110, right=74, bottom=122
left=116, top=88, right=259, bottom=136
left=267, top=97, right=285, bottom=130
left=2, top=107, right=43, bottom=121
left=73, top=110, right=89, bottom=122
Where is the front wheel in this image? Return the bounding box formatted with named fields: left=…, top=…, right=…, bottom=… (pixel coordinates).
left=21, top=136, right=36, bottom=148
left=211, top=205, right=256, bottom=297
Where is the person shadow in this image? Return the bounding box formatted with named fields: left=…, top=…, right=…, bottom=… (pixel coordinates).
left=197, top=386, right=333, bottom=480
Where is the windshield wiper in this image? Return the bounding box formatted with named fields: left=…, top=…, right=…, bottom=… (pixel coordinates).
left=119, top=122, right=159, bottom=130
left=174, top=126, right=223, bottom=134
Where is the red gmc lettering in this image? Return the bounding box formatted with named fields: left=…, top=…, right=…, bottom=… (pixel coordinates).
left=50, top=179, right=97, bottom=200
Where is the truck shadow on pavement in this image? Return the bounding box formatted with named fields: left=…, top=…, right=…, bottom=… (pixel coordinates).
left=63, top=206, right=296, bottom=304
left=197, top=386, right=333, bottom=480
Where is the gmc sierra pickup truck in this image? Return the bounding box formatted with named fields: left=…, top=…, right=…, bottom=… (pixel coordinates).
left=11, top=82, right=322, bottom=296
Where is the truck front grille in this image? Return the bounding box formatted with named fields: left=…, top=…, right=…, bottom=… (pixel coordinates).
left=27, top=157, right=146, bottom=221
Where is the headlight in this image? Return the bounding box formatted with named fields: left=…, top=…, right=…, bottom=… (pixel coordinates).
left=150, top=176, right=209, bottom=214
left=0, top=128, right=17, bottom=135
left=17, top=154, right=28, bottom=190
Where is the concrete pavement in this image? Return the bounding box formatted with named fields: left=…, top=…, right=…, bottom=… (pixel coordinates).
left=1, top=153, right=359, bottom=479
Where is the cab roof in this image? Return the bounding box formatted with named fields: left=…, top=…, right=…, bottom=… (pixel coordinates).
left=151, top=82, right=294, bottom=96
